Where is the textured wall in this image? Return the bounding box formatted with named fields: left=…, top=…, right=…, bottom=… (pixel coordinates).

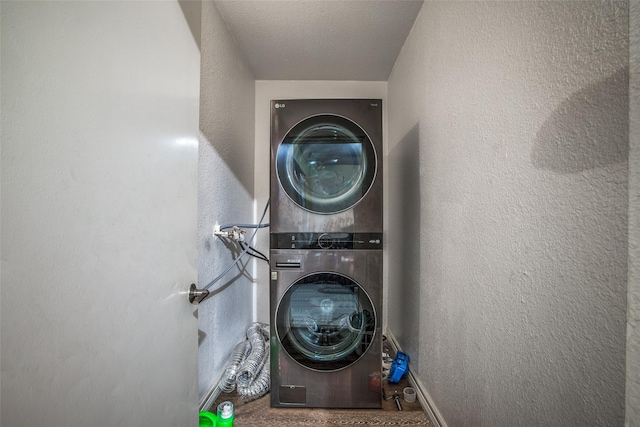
left=387, top=2, right=628, bottom=426
left=198, top=1, right=256, bottom=400
left=629, top=2, right=640, bottom=425
left=1, top=2, right=200, bottom=425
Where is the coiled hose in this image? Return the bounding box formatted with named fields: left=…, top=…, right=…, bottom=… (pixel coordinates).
left=237, top=351, right=270, bottom=402
left=236, top=324, right=267, bottom=386
left=219, top=323, right=270, bottom=402
left=219, top=340, right=251, bottom=393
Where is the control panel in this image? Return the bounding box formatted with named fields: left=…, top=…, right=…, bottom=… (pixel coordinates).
left=270, top=232, right=382, bottom=250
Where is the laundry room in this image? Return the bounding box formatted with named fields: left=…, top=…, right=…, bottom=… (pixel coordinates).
left=1, top=1, right=635, bottom=426
left=197, top=1, right=632, bottom=426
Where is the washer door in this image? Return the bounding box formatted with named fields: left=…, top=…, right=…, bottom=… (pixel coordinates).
left=276, top=115, right=377, bottom=214
left=276, top=272, right=376, bottom=371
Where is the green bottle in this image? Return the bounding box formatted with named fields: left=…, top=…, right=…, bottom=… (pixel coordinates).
left=217, top=401, right=234, bottom=427
left=199, top=411, right=217, bottom=427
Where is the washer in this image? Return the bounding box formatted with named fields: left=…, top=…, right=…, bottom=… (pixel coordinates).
left=269, top=99, right=383, bottom=408
left=270, top=244, right=382, bottom=408
left=270, top=99, right=382, bottom=234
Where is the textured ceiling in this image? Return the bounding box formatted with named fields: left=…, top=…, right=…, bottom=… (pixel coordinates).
left=213, top=0, right=424, bottom=81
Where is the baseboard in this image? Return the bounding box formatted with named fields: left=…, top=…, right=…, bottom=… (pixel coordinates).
left=384, top=330, right=448, bottom=427
left=199, top=380, right=222, bottom=412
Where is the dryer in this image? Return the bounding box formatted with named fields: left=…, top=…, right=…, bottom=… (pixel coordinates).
left=270, top=244, right=382, bottom=408
left=270, top=99, right=382, bottom=235
left=269, top=99, right=383, bottom=409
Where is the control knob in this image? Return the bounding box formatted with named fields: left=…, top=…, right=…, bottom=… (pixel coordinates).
left=317, top=233, right=334, bottom=249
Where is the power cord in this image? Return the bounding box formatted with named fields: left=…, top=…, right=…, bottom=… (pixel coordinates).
left=239, top=240, right=270, bottom=266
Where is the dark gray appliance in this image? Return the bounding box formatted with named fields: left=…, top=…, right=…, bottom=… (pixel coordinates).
left=270, top=99, right=383, bottom=409
left=269, top=245, right=382, bottom=408
left=270, top=99, right=383, bottom=234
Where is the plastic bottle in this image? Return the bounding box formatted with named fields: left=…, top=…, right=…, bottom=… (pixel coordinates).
left=217, top=401, right=234, bottom=427
left=199, top=411, right=217, bottom=427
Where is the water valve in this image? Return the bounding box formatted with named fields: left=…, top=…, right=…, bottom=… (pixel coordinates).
left=213, top=225, right=245, bottom=242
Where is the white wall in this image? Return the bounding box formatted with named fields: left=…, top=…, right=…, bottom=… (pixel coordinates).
left=1, top=1, right=200, bottom=426
left=197, top=1, right=256, bottom=402
left=387, top=2, right=628, bottom=426
left=628, top=1, right=640, bottom=424
left=253, top=81, right=387, bottom=324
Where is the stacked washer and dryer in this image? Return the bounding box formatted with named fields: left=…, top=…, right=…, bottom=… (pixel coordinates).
left=269, top=99, right=383, bottom=408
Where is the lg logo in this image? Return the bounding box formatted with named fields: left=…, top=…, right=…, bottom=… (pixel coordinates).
left=275, top=103, right=286, bottom=109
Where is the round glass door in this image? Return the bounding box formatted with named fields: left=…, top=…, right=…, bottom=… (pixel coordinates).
left=276, top=115, right=377, bottom=214
left=276, top=272, right=376, bottom=371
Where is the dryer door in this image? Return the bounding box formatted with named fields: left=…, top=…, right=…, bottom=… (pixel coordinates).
left=275, top=272, right=376, bottom=371
left=275, top=115, right=377, bottom=214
